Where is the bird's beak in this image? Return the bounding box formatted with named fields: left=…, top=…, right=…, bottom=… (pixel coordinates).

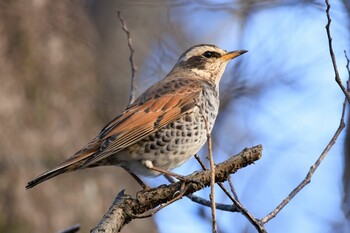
left=221, top=50, right=248, bottom=61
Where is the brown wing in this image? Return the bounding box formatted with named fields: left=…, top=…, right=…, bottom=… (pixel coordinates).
left=81, top=78, right=202, bottom=167
left=26, top=77, right=203, bottom=189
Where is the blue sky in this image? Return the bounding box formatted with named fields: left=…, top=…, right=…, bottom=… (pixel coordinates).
left=136, top=1, right=350, bottom=232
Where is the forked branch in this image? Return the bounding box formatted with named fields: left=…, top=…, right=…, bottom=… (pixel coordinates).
left=91, top=145, right=263, bottom=232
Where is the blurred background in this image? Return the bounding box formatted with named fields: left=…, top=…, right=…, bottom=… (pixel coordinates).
left=1, top=0, right=350, bottom=232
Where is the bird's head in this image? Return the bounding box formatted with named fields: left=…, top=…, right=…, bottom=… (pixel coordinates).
left=172, top=44, right=247, bottom=85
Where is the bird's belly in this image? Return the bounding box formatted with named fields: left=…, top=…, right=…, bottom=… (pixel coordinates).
left=119, top=107, right=217, bottom=177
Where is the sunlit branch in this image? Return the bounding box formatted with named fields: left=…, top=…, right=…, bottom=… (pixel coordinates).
left=91, top=145, right=263, bottom=232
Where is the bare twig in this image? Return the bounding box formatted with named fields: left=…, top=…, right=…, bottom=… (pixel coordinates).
left=261, top=1, right=349, bottom=224
left=130, top=182, right=189, bottom=219
left=325, top=0, right=350, bottom=103
left=186, top=194, right=239, bottom=212
left=345, top=51, right=350, bottom=82
left=227, top=176, right=240, bottom=201
left=91, top=145, right=263, bottom=233
left=194, top=148, right=265, bottom=232
left=217, top=182, right=267, bottom=233
left=165, top=174, right=239, bottom=212
left=198, top=105, right=217, bottom=233
left=261, top=96, right=347, bottom=224
left=207, top=134, right=217, bottom=233
left=117, top=10, right=137, bottom=104
left=194, top=154, right=207, bottom=170
left=58, top=224, right=80, bottom=233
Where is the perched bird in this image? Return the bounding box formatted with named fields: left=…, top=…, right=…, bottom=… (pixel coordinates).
left=26, top=44, right=247, bottom=189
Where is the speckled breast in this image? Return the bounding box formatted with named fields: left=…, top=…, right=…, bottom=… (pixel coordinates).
left=121, top=82, right=220, bottom=176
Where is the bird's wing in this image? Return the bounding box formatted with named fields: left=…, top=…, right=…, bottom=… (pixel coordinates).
left=80, top=77, right=203, bottom=167
left=25, top=78, right=204, bottom=189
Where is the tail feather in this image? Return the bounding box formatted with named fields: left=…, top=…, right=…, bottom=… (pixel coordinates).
left=26, top=147, right=95, bottom=189
left=26, top=166, right=72, bottom=189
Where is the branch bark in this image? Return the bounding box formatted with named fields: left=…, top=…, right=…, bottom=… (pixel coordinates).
left=117, top=10, right=137, bottom=104
left=91, top=145, right=263, bottom=233
left=325, top=0, right=350, bottom=103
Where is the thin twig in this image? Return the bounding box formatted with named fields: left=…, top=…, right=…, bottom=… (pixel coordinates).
left=261, top=84, right=348, bottom=224
left=165, top=174, right=239, bottom=212
left=186, top=194, right=239, bottom=212
left=325, top=0, right=350, bottom=103
left=197, top=104, right=217, bottom=233
left=194, top=154, right=207, bottom=170
left=227, top=176, right=240, bottom=201
left=194, top=146, right=266, bottom=232
left=345, top=51, right=350, bottom=83
left=117, top=10, right=138, bottom=104
left=58, top=224, right=80, bottom=233
left=218, top=182, right=267, bottom=233
left=261, top=1, right=349, bottom=224
left=345, top=51, right=350, bottom=92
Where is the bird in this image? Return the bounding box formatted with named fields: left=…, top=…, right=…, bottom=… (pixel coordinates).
left=26, top=44, right=247, bottom=189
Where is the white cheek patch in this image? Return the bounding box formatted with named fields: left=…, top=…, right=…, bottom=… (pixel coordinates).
left=190, top=68, right=211, bottom=79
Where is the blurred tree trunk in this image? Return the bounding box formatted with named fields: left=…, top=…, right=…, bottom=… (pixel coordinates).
left=0, top=0, right=169, bottom=232
left=344, top=112, right=350, bottom=221
left=343, top=0, right=350, bottom=226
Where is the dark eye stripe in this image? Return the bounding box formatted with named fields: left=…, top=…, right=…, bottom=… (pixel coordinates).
left=202, top=51, right=221, bottom=58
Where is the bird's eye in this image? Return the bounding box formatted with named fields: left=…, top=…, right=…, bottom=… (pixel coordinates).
left=202, top=51, right=220, bottom=58
left=203, top=51, right=213, bottom=58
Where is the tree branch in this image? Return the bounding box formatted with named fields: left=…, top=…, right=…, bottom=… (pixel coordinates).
left=198, top=103, right=217, bottom=233
left=325, top=0, right=350, bottom=103
left=186, top=194, right=239, bottom=212
left=58, top=224, right=80, bottom=233
left=117, top=10, right=137, bottom=104
left=165, top=174, right=239, bottom=212
left=91, top=145, right=263, bottom=233
left=345, top=51, right=350, bottom=83
left=261, top=96, right=346, bottom=224
left=260, top=1, right=349, bottom=224
left=194, top=151, right=266, bottom=232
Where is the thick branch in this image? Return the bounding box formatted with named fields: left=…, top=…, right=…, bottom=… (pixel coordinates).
left=91, top=145, right=263, bottom=233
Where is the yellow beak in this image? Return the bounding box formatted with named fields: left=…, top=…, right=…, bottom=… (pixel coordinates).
left=221, top=50, right=248, bottom=61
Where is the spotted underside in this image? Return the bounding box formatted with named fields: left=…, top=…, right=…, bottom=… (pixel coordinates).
left=94, top=79, right=220, bottom=176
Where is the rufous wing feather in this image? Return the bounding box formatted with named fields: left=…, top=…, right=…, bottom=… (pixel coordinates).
left=26, top=78, right=203, bottom=189
left=82, top=85, right=201, bottom=167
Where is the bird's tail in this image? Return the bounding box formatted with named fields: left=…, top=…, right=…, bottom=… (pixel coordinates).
left=26, top=139, right=101, bottom=189
left=25, top=163, right=74, bottom=189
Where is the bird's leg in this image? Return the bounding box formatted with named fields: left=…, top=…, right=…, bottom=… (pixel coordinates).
left=149, top=166, right=186, bottom=181
left=142, top=160, right=204, bottom=188
left=122, top=167, right=151, bottom=190
left=142, top=160, right=185, bottom=181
